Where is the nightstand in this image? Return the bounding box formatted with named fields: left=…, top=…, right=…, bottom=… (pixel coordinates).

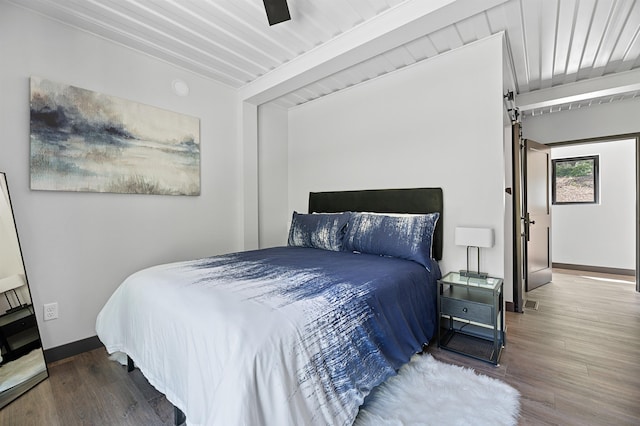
left=437, top=272, right=504, bottom=365
left=0, top=305, right=41, bottom=364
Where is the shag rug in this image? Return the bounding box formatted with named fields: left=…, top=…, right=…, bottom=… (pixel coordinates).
left=354, top=354, right=520, bottom=426
left=0, top=348, right=47, bottom=393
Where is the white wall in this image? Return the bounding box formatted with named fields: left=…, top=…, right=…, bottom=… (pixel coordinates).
left=258, top=103, right=289, bottom=248
left=0, top=177, right=24, bottom=280
left=523, top=98, right=640, bottom=143
left=0, top=3, right=243, bottom=349
left=0, top=175, right=31, bottom=308
left=286, top=35, right=507, bottom=283
left=551, top=141, right=635, bottom=270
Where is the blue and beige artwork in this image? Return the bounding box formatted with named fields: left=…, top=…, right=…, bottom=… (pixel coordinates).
left=29, top=77, right=200, bottom=195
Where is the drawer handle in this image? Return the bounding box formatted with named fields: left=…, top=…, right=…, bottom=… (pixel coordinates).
left=462, top=307, right=468, bottom=313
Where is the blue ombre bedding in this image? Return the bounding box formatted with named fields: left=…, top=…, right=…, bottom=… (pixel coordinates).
left=96, top=246, right=440, bottom=426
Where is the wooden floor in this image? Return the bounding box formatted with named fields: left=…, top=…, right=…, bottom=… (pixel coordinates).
left=1, top=269, right=638, bottom=425
left=0, top=348, right=176, bottom=425
left=429, top=269, right=640, bottom=426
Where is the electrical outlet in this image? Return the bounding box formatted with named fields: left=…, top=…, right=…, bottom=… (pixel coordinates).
left=44, top=302, right=58, bottom=321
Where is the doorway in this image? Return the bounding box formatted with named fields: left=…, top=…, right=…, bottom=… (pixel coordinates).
left=548, top=138, right=636, bottom=279
left=512, top=129, right=640, bottom=312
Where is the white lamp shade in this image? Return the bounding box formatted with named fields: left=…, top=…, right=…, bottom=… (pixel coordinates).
left=0, top=274, right=26, bottom=293
left=455, top=227, right=494, bottom=248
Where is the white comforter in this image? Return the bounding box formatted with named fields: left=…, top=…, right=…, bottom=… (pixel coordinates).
left=96, top=248, right=436, bottom=425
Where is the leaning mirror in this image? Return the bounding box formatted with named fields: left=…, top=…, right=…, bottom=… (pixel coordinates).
left=0, top=172, right=47, bottom=408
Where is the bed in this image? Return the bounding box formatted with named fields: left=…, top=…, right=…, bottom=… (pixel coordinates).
left=96, top=187, right=443, bottom=426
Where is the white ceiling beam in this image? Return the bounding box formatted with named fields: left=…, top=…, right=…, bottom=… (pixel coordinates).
left=516, top=67, right=640, bottom=111
left=239, top=0, right=509, bottom=105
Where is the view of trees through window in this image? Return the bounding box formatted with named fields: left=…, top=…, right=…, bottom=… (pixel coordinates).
left=552, top=155, right=599, bottom=204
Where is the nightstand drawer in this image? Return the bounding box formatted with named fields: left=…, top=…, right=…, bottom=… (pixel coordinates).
left=1, top=313, right=36, bottom=336
left=441, top=297, right=494, bottom=324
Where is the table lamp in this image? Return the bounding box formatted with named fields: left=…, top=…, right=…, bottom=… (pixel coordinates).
left=455, top=227, right=494, bottom=279
left=0, top=274, right=26, bottom=313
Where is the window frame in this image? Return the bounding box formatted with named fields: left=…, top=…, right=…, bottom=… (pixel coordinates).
left=551, top=155, right=600, bottom=205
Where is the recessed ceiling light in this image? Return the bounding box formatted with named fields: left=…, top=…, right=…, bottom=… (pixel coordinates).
left=172, top=79, right=189, bottom=96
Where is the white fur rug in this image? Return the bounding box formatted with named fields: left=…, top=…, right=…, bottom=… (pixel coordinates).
left=0, top=348, right=47, bottom=393
left=354, top=354, right=520, bottom=426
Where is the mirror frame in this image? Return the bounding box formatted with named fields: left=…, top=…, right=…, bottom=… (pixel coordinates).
left=0, top=172, right=48, bottom=409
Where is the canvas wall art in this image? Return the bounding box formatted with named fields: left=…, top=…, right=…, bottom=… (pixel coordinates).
left=29, top=77, right=200, bottom=195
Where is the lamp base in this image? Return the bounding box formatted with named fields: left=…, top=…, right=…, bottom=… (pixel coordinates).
left=5, top=304, right=28, bottom=314
left=459, top=269, right=489, bottom=279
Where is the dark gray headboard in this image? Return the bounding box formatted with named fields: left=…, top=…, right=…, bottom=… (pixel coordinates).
left=308, top=187, right=443, bottom=261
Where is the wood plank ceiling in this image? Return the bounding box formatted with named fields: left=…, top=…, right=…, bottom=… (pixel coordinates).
left=9, top=0, right=640, bottom=115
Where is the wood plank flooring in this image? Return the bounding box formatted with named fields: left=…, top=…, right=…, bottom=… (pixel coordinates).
left=1, top=269, right=638, bottom=425
left=428, top=269, right=640, bottom=426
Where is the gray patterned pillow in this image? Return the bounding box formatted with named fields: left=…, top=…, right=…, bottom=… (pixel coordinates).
left=343, top=212, right=439, bottom=270
left=287, top=211, right=350, bottom=251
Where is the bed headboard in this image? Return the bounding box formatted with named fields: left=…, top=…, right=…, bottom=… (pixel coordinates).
left=308, top=187, right=443, bottom=261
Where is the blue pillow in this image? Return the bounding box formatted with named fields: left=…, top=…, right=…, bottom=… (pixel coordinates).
left=343, top=212, right=440, bottom=270
left=287, top=211, right=350, bottom=251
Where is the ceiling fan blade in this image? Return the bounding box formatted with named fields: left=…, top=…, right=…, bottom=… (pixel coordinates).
left=263, top=0, right=291, bottom=26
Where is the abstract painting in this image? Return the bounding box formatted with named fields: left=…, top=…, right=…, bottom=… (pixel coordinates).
left=30, top=77, right=200, bottom=195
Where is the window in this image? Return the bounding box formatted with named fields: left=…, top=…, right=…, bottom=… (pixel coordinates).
left=552, top=155, right=599, bottom=204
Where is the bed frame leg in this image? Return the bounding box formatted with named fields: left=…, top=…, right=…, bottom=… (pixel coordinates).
left=126, top=355, right=184, bottom=424
left=175, top=406, right=186, bottom=425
